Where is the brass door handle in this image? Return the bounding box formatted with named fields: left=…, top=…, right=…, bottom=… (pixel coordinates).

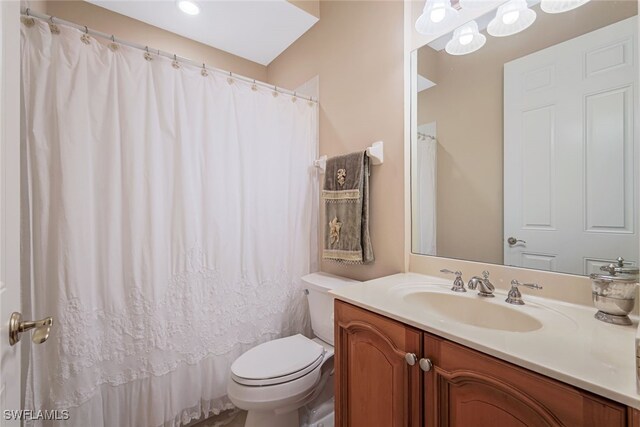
left=9, top=312, right=53, bottom=346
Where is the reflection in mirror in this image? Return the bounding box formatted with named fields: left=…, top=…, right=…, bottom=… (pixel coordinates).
left=411, top=0, right=638, bottom=276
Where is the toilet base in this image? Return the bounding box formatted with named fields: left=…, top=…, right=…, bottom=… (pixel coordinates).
left=245, top=409, right=299, bottom=427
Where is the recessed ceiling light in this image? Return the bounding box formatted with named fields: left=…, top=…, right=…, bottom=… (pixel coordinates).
left=177, top=0, right=200, bottom=16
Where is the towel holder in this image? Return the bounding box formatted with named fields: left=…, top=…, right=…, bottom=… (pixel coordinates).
left=314, top=141, right=384, bottom=173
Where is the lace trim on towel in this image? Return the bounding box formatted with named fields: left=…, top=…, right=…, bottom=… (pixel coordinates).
left=49, top=247, right=305, bottom=408
left=322, top=249, right=363, bottom=262
left=322, top=189, right=360, bottom=200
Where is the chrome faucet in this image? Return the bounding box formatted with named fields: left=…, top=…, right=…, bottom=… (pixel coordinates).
left=467, top=271, right=495, bottom=297
left=506, top=280, right=543, bottom=305
left=440, top=269, right=466, bottom=292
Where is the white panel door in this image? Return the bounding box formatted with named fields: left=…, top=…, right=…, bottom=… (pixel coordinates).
left=504, top=16, right=638, bottom=275
left=1, top=2, right=22, bottom=425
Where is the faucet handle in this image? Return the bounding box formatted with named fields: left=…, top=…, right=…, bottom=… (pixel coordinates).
left=440, top=269, right=462, bottom=277
left=482, top=270, right=490, bottom=280
left=510, top=279, right=542, bottom=290
left=506, top=280, right=542, bottom=305
left=440, top=269, right=466, bottom=293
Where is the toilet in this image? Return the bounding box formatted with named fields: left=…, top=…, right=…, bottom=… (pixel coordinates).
left=227, top=272, right=359, bottom=427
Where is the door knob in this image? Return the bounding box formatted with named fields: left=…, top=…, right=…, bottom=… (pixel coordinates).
left=405, top=353, right=418, bottom=366
left=507, top=237, right=526, bottom=246
left=9, top=312, right=53, bottom=346
left=419, top=358, right=433, bottom=372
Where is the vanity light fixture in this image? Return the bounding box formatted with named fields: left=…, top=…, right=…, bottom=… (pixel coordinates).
left=459, top=0, right=491, bottom=9
left=445, top=20, right=486, bottom=55
left=415, top=0, right=459, bottom=35
left=487, top=0, right=536, bottom=37
left=177, top=0, right=200, bottom=16
left=540, top=0, right=590, bottom=13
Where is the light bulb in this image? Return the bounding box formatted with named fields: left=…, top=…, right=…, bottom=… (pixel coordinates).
left=177, top=0, right=200, bottom=15
left=430, top=7, right=446, bottom=23
left=415, top=0, right=459, bottom=35
left=488, top=0, right=536, bottom=37
left=502, top=10, right=520, bottom=25
left=445, top=20, right=486, bottom=55
left=459, top=32, right=474, bottom=45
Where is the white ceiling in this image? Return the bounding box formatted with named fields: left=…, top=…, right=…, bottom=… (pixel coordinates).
left=85, top=0, right=319, bottom=66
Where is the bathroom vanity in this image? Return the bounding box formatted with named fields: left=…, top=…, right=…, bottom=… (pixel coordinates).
left=332, top=274, right=640, bottom=427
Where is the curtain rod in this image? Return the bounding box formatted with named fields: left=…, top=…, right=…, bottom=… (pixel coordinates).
left=20, top=8, right=318, bottom=104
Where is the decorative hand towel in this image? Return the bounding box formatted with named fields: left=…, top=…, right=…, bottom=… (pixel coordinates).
left=322, top=151, right=374, bottom=264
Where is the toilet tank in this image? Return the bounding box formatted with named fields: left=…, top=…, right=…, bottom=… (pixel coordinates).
left=302, top=272, right=360, bottom=346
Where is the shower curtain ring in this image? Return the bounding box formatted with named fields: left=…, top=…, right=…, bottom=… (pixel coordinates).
left=227, top=71, right=234, bottom=85
left=172, top=54, right=181, bottom=69
left=21, top=8, right=35, bottom=27
left=144, top=46, right=153, bottom=61
left=201, top=63, right=208, bottom=77
left=109, top=35, right=118, bottom=52
left=251, top=79, right=258, bottom=91
left=81, top=26, right=91, bottom=44
left=48, top=16, right=60, bottom=34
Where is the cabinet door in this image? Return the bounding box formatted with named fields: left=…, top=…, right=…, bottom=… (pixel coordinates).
left=629, top=408, right=640, bottom=427
left=334, top=300, right=422, bottom=427
left=423, top=333, right=627, bottom=427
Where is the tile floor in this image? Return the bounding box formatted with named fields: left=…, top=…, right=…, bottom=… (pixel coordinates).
left=192, top=409, right=246, bottom=427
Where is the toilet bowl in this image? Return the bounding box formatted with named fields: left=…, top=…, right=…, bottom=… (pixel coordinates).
left=227, top=272, right=359, bottom=427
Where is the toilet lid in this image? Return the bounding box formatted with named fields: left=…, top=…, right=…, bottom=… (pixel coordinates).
left=231, top=334, right=325, bottom=386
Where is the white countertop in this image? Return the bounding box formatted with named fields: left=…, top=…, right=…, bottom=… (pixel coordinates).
left=330, top=272, right=640, bottom=409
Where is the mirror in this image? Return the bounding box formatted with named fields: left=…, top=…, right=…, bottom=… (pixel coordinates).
left=411, top=0, right=638, bottom=276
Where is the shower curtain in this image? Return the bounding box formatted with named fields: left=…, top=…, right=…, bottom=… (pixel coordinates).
left=415, top=124, right=437, bottom=255
left=21, top=20, right=318, bottom=427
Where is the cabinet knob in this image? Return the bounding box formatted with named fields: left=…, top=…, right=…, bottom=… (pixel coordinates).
left=419, top=358, right=433, bottom=372
left=405, top=352, right=418, bottom=366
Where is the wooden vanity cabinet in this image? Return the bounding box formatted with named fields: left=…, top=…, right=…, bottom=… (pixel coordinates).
left=335, top=300, right=630, bottom=427
left=423, top=333, right=627, bottom=427
left=334, top=300, right=422, bottom=427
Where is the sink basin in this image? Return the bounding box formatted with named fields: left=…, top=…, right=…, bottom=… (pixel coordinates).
left=403, top=291, right=543, bottom=332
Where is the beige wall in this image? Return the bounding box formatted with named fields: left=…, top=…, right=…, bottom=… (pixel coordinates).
left=28, top=0, right=406, bottom=281
left=288, top=0, right=320, bottom=19
left=28, top=0, right=267, bottom=81
left=267, top=1, right=405, bottom=281
left=416, top=0, right=637, bottom=265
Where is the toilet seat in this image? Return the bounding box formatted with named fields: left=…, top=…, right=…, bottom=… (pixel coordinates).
left=231, top=334, right=325, bottom=386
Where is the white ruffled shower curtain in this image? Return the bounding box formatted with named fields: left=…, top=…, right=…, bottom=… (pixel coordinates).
left=21, top=19, right=318, bottom=427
